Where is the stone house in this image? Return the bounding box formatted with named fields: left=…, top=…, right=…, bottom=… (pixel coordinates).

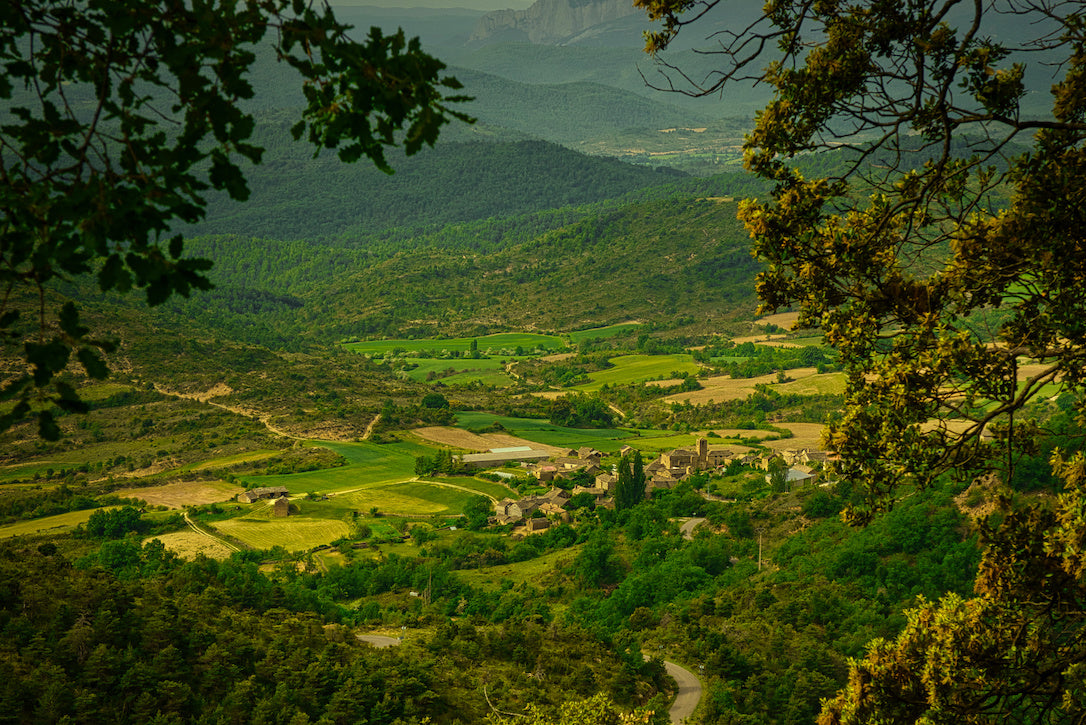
left=239, top=486, right=289, bottom=504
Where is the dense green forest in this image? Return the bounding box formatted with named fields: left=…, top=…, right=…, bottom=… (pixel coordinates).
left=155, top=192, right=761, bottom=348
left=186, top=135, right=688, bottom=241
left=0, top=455, right=996, bottom=724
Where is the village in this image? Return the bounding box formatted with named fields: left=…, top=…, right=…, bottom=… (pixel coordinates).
left=476, top=438, right=832, bottom=534
left=231, top=436, right=834, bottom=536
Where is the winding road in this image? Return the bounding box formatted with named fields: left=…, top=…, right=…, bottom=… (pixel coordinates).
left=183, top=511, right=240, bottom=553
left=662, top=660, right=702, bottom=723
left=680, top=517, right=707, bottom=540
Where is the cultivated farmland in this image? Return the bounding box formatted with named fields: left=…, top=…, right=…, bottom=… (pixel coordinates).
left=573, top=354, right=701, bottom=392
left=214, top=516, right=351, bottom=552
left=661, top=368, right=844, bottom=405
left=0, top=508, right=114, bottom=539
left=410, top=426, right=560, bottom=453
left=115, top=480, right=244, bottom=509
left=149, top=530, right=237, bottom=559
left=568, top=322, right=642, bottom=344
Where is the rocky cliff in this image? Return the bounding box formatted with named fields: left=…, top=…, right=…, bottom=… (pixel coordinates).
left=469, top=0, right=641, bottom=45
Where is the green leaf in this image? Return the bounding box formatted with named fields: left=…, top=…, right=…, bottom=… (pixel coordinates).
left=54, top=382, right=89, bottom=414
left=25, top=340, right=71, bottom=386
left=99, top=254, right=132, bottom=293
left=37, top=410, right=60, bottom=441
left=58, top=302, right=88, bottom=339
left=77, top=346, right=110, bottom=380
left=209, top=151, right=250, bottom=200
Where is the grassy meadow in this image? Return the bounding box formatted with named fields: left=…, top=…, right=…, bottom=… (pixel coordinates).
left=400, top=357, right=515, bottom=386
left=573, top=354, right=701, bottom=391
left=453, top=412, right=638, bottom=450
left=0, top=507, right=117, bottom=539
left=568, top=322, right=642, bottom=344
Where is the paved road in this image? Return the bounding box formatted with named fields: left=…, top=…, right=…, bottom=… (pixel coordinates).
left=680, top=517, right=706, bottom=540
left=663, top=660, right=702, bottom=723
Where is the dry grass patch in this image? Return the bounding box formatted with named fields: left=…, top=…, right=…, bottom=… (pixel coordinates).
left=115, top=480, right=244, bottom=509
left=148, top=531, right=236, bottom=559
left=758, top=311, right=802, bottom=329
left=762, top=423, right=826, bottom=451
left=664, top=368, right=820, bottom=405
left=731, top=333, right=791, bottom=344
left=775, top=372, right=847, bottom=396
left=410, top=427, right=563, bottom=455
left=539, top=352, right=576, bottom=362
left=411, top=427, right=494, bottom=451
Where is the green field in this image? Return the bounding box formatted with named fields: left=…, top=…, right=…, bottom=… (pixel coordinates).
left=455, top=544, right=580, bottom=591
left=218, top=440, right=514, bottom=550
left=632, top=434, right=702, bottom=452
left=188, top=449, right=281, bottom=471
left=235, top=441, right=426, bottom=494
left=775, top=372, right=847, bottom=396
left=454, top=412, right=637, bottom=449
left=342, top=332, right=566, bottom=356
left=452, top=413, right=681, bottom=452
left=400, top=357, right=516, bottom=387
left=214, top=516, right=351, bottom=552
left=573, top=354, right=701, bottom=391
left=78, top=382, right=139, bottom=402
left=0, top=507, right=118, bottom=539
left=568, top=323, right=643, bottom=344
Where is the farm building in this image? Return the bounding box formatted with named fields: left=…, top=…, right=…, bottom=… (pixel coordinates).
left=492, top=488, right=571, bottom=524
left=239, top=486, right=289, bottom=504
left=460, top=448, right=552, bottom=468
left=765, top=466, right=817, bottom=487
left=272, top=496, right=290, bottom=517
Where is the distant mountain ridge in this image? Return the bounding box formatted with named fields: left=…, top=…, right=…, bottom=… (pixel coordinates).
left=469, top=0, right=639, bottom=45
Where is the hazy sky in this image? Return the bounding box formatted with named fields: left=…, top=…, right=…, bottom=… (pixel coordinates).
left=330, top=1, right=534, bottom=9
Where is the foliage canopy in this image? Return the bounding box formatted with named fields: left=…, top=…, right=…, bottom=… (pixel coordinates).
left=0, top=0, right=469, bottom=438
left=638, top=0, right=1086, bottom=518
left=638, top=0, right=1086, bottom=721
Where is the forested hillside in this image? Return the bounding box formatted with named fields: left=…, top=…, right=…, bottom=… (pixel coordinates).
left=160, top=193, right=759, bottom=347
left=186, top=134, right=686, bottom=240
